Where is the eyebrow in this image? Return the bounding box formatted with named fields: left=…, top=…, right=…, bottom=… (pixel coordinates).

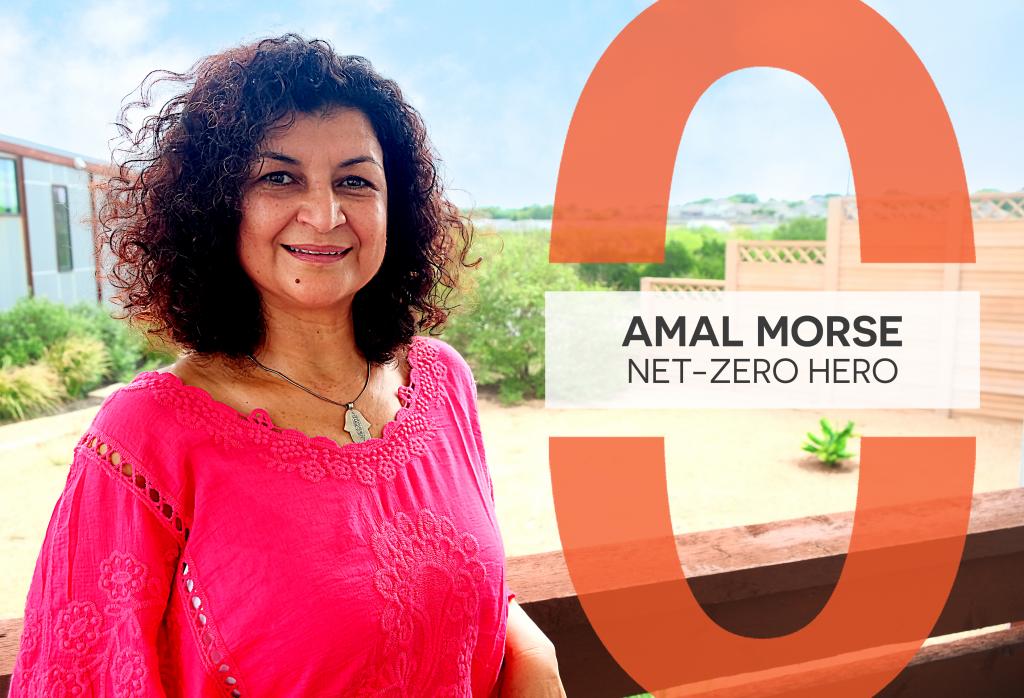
left=258, top=151, right=383, bottom=169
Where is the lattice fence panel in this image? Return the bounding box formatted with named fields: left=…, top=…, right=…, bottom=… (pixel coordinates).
left=640, top=278, right=725, bottom=293
left=842, top=193, right=1024, bottom=221
left=738, top=244, right=826, bottom=265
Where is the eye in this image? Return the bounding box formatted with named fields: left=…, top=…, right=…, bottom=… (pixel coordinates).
left=339, top=175, right=373, bottom=189
left=261, top=171, right=295, bottom=185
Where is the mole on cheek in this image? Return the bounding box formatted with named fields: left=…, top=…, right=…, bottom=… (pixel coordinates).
left=295, top=278, right=301, bottom=284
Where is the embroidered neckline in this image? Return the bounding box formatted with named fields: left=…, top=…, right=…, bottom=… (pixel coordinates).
left=125, top=335, right=446, bottom=485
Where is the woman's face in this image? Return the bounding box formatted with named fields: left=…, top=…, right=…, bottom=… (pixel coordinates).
left=238, top=107, right=388, bottom=316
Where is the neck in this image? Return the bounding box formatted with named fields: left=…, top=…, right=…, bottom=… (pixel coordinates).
left=249, top=297, right=368, bottom=392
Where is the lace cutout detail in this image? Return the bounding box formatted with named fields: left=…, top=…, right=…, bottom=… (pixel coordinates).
left=78, top=432, right=190, bottom=543
left=176, top=557, right=247, bottom=697
left=128, top=336, right=446, bottom=485
left=351, top=508, right=487, bottom=697
left=14, top=550, right=167, bottom=697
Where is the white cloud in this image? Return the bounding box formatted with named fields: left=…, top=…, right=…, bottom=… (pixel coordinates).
left=3, top=1, right=1013, bottom=206
left=0, top=1, right=196, bottom=161
left=78, top=0, right=169, bottom=50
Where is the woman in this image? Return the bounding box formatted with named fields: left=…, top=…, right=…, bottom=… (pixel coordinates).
left=10, top=34, right=565, bottom=697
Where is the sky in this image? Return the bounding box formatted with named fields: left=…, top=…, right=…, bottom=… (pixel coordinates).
left=1, top=1, right=1021, bottom=208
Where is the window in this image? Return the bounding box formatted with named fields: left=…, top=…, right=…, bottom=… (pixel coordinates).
left=0, top=158, right=19, bottom=215
left=53, top=185, right=73, bottom=272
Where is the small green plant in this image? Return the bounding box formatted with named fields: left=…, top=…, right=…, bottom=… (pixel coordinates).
left=0, top=363, right=64, bottom=421
left=802, top=418, right=857, bottom=467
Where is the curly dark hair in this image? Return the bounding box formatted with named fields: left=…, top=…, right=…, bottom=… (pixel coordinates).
left=100, top=33, right=476, bottom=365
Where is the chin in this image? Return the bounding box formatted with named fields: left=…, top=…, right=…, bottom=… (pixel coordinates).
left=276, top=284, right=356, bottom=311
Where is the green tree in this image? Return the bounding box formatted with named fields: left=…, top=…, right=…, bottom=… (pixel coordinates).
left=728, top=193, right=759, bottom=204
left=576, top=261, right=642, bottom=290
left=771, top=217, right=826, bottom=240
left=639, top=239, right=694, bottom=279
left=692, top=234, right=726, bottom=279
left=577, top=239, right=698, bottom=290
left=470, top=204, right=553, bottom=220
left=442, top=230, right=601, bottom=404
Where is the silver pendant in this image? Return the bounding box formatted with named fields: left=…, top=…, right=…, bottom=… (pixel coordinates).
left=344, top=405, right=373, bottom=443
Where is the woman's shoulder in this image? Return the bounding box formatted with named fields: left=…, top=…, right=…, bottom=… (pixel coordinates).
left=90, top=369, right=179, bottom=439
left=411, top=333, right=479, bottom=405
left=66, top=370, right=200, bottom=540
left=414, top=334, right=471, bottom=374
left=413, top=335, right=477, bottom=393
left=83, top=367, right=209, bottom=496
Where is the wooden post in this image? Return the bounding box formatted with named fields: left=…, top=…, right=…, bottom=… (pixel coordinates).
left=725, top=240, right=739, bottom=291
left=15, top=156, right=33, bottom=298
left=825, top=197, right=844, bottom=290
left=1018, top=421, right=1024, bottom=488
left=937, top=261, right=964, bottom=418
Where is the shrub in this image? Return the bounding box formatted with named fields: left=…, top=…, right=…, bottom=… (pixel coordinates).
left=139, top=339, right=179, bottom=372
left=0, top=297, right=80, bottom=367
left=0, top=363, right=64, bottom=421
left=0, top=297, right=179, bottom=422
left=0, top=297, right=178, bottom=382
left=802, top=418, right=857, bottom=467
left=69, top=306, right=177, bottom=377
left=69, top=303, right=145, bottom=381
left=442, top=229, right=602, bottom=404
left=45, top=336, right=111, bottom=399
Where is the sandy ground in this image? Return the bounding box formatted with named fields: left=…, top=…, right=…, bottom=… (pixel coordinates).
left=0, top=399, right=1020, bottom=619
left=483, top=402, right=1023, bottom=557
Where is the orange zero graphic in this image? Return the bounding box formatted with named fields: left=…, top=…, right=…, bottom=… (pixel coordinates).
left=549, top=1, right=976, bottom=695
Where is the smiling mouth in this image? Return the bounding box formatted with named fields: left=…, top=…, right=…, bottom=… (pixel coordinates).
left=281, top=244, right=352, bottom=257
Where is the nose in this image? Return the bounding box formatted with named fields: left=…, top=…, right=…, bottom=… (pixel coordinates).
left=294, top=182, right=346, bottom=233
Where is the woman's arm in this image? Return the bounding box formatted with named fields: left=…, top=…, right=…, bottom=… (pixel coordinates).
left=8, top=430, right=178, bottom=697
left=494, top=598, right=567, bottom=697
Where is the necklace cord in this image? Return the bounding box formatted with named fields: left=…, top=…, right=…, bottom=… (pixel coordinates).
left=245, top=354, right=370, bottom=409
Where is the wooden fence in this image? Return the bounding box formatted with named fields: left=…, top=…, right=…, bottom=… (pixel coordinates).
left=829, top=193, right=1024, bottom=420
left=725, top=239, right=828, bottom=292
left=642, top=191, right=1024, bottom=419
left=3, top=489, right=1021, bottom=695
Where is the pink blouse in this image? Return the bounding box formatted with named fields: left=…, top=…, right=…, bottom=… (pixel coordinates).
left=10, top=335, right=512, bottom=697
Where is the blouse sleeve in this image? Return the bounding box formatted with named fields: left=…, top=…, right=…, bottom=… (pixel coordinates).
left=468, top=367, right=516, bottom=605
left=8, top=429, right=181, bottom=697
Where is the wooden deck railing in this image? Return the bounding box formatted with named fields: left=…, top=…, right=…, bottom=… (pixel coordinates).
left=3, top=489, right=1022, bottom=696
left=508, top=488, right=1024, bottom=697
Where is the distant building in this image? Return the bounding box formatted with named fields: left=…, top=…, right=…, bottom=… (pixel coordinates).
left=0, top=135, right=108, bottom=311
